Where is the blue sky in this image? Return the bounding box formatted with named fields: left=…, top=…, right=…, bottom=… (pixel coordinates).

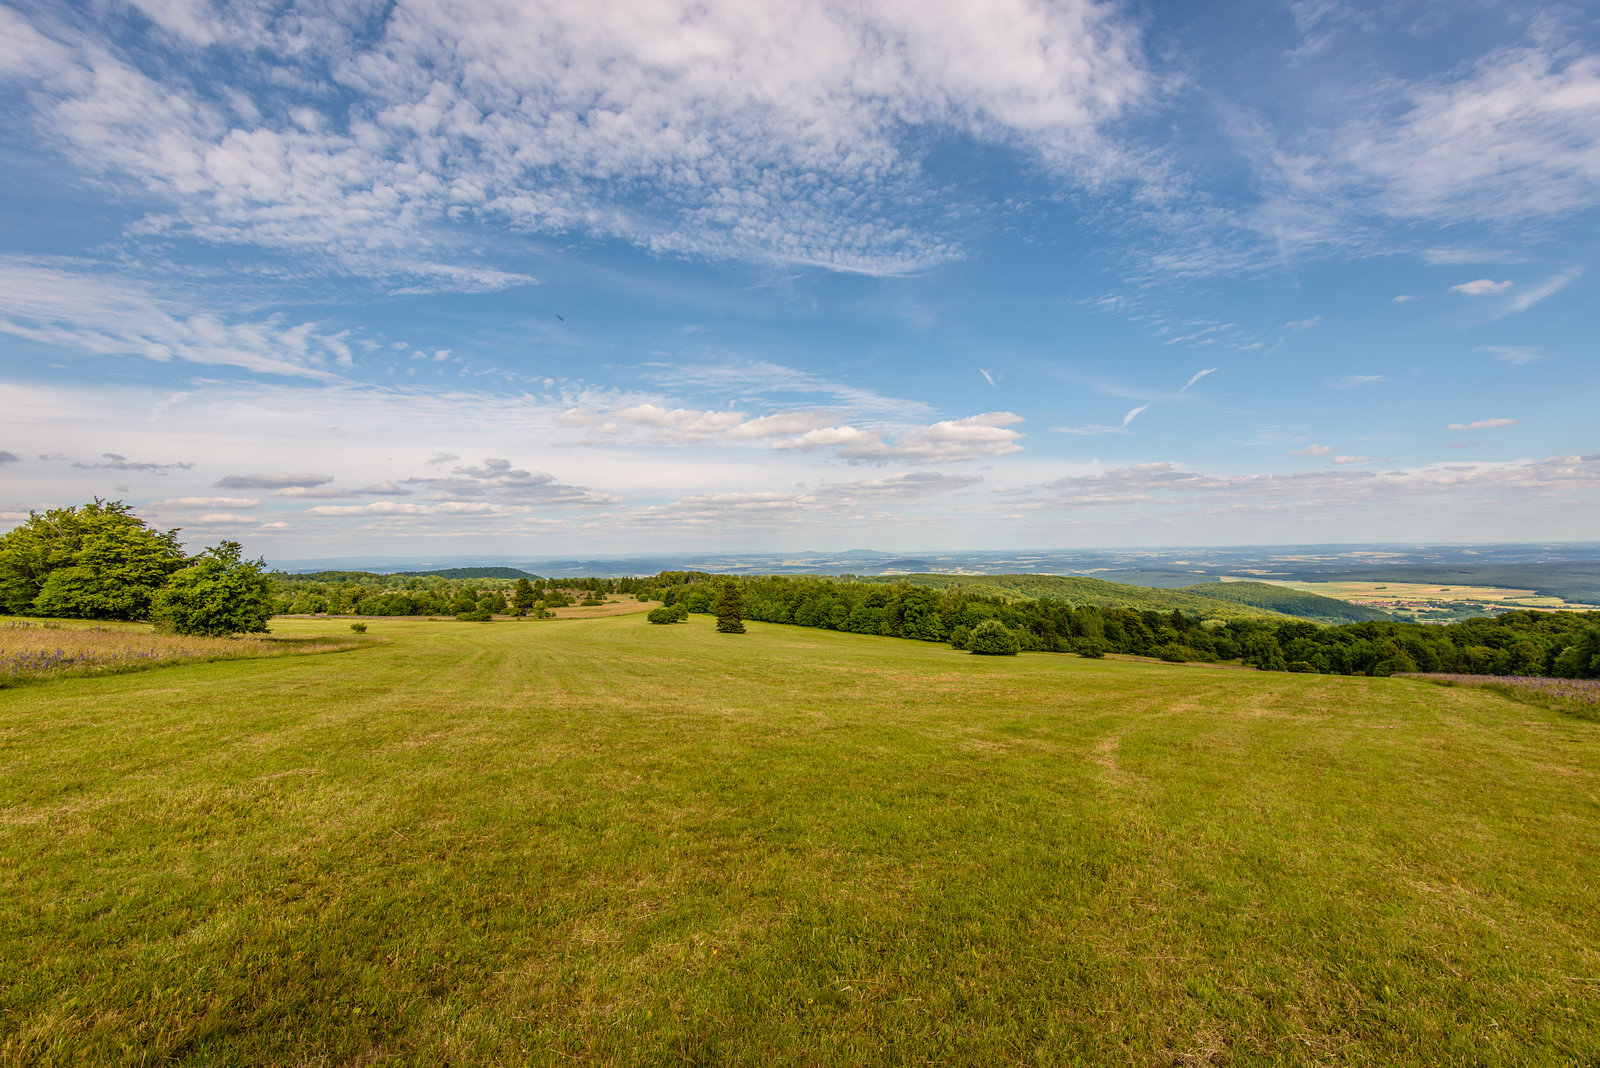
left=1, top=0, right=1596, bottom=557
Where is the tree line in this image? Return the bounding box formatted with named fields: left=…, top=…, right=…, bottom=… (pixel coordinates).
left=270, top=571, right=643, bottom=620
left=634, top=572, right=1600, bottom=679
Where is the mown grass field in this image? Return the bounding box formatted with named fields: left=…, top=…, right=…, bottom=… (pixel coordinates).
left=2, top=611, right=1598, bottom=1065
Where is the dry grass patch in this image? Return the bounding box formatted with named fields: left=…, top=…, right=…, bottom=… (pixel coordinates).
left=0, top=617, right=369, bottom=685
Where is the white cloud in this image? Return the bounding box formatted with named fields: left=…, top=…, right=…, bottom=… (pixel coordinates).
left=1011, top=454, right=1600, bottom=519
left=618, top=469, right=984, bottom=530
left=147, top=496, right=259, bottom=508
left=647, top=360, right=933, bottom=419
left=1286, top=315, right=1321, bottom=329
left=1291, top=444, right=1335, bottom=456
left=1317, top=45, right=1600, bottom=226
left=304, top=501, right=502, bottom=517
left=0, top=259, right=352, bottom=379
left=1447, top=417, right=1517, bottom=430
left=215, top=472, right=334, bottom=489
left=1391, top=294, right=1417, bottom=303
left=71, top=452, right=194, bottom=471
left=1505, top=266, right=1583, bottom=313
left=560, top=401, right=1023, bottom=463
left=1179, top=367, right=1217, bottom=393
left=776, top=412, right=1025, bottom=463
left=1055, top=404, right=1148, bottom=437
left=1328, top=374, right=1384, bottom=390
left=191, top=512, right=260, bottom=525
left=1451, top=279, right=1514, bottom=296
left=1479, top=345, right=1546, bottom=366
left=3, top=0, right=1156, bottom=280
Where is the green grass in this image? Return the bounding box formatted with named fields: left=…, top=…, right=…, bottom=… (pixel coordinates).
left=3, top=613, right=1598, bottom=1065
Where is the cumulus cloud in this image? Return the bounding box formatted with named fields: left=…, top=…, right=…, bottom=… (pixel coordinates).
left=560, top=402, right=1023, bottom=463
left=1447, top=417, right=1517, bottom=430
left=777, top=412, right=1025, bottom=463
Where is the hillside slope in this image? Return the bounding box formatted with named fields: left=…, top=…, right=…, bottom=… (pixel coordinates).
left=1179, top=580, right=1392, bottom=623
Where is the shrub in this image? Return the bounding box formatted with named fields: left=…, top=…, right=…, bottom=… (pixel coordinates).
left=967, top=619, right=1019, bottom=656
left=350, top=622, right=367, bottom=634
left=647, top=606, right=685, bottom=624
left=150, top=541, right=272, bottom=637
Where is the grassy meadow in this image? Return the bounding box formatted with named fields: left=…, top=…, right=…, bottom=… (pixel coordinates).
left=2, top=611, right=1598, bottom=1065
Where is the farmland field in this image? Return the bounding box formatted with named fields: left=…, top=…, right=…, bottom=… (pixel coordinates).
left=3, top=611, right=1598, bottom=1065
left=1220, top=577, right=1600, bottom=620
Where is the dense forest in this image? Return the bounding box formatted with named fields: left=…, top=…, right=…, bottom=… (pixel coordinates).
left=853, top=573, right=1388, bottom=623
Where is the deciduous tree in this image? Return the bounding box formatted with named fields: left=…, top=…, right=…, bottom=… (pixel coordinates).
left=150, top=541, right=272, bottom=636
left=0, top=499, right=185, bottom=619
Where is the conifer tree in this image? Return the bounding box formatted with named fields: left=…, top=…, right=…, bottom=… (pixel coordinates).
left=714, top=581, right=746, bottom=634
left=511, top=577, right=535, bottom=617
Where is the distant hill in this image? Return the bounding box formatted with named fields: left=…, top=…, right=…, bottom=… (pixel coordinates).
left=394, top=567, right=540, bottom=580
left=278, top=570, right=384, bottom=582
left=1178, top=581, right=1391, bottom=623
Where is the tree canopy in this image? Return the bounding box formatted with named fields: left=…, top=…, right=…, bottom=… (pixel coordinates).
left=0, top=499, right=185, bottom=619
left=151, top=541, right=273, bottom=637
